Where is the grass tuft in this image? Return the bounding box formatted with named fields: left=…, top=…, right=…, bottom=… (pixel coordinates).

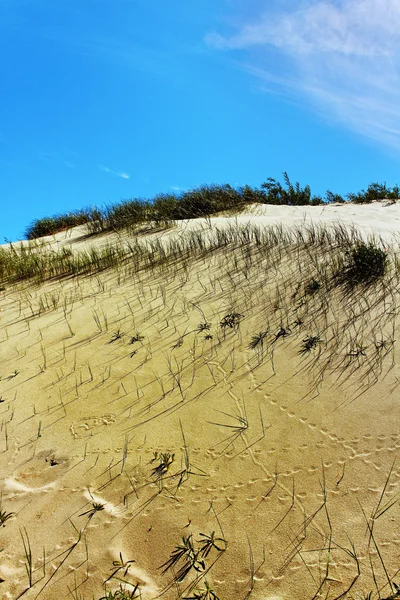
left=345, top=243, right=388, bottom=284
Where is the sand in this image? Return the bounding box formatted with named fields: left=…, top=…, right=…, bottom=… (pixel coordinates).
left=0, top=202, right=399, bottom=600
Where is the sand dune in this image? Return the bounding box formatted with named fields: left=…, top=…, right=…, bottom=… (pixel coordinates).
left=0, top=203, right=399, bottom=600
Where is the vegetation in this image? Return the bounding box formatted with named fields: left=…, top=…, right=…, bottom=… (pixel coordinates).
left=0, top=507, right=14, bottom=526
left=21, top=174, right=399, bottom=240
left=345, top=242, right=388, bottom=284
left=261, top=171, right=315, bottom=205
left=347, top=182, right=399, bottom=204
left=25, top=209, right=96, bottom=239
left=99, top=589, right=141, bottom=600
left=0, top=222, right=394, bottom=288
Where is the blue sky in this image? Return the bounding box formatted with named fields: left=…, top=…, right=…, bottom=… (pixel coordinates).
left=1, top=0, right=400, bottom=240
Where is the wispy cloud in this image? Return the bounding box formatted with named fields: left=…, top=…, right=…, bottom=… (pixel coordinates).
left=37, top=151, right=76, bottom=168
left=99, top=165, right=130, bottom=180
left=207, top=0, right=400, bottom=148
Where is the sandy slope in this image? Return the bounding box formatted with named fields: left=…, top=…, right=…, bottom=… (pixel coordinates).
left=0, top=204, right=400, bottom=600
left=5, top=201, right=400, bottom=253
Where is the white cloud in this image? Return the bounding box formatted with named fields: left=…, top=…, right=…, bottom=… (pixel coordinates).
left=207, top=0, right=400, bottom=148
left=99, top=165, right=130, bottom=179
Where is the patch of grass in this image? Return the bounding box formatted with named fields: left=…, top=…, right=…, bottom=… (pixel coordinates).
left=220, top=312, right=243, bottom=329
left=150, top=452, right=175, bottom=481
left=160, top=535, right=205, bottom=582
left=130, top=333, right=144, bottom=344
left=345, top=243, right=388, bottom=284
left=109, top=329, right=124, bottom=343
left=99, top=585, right=141, bottom=599
left=25, top=209, right=95, bottom=239
left=197, top=532, right=227, bottom=558
left=299, top=335, right=322, bottom=355
left=248, top=331, right=268, bottom=350
left=183, top=580, right=221, bottom=599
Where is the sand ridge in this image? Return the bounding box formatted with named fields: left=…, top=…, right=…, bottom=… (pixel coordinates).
left=0, top=207, right=399, bottom=599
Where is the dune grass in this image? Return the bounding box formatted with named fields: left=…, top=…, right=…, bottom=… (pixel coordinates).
left=22, top=174, right=400, bottom=240
left=1, top=221, right=393, bottom=286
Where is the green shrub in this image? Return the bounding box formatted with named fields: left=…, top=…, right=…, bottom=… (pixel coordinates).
left=261, top=172, right=312, bottom=205
left=325, top=190, right=345, bottom=203
left=310, top=196, right=323, bottom=205
left=346, top=243, right=388, bottom=283
left=347, top=182, right=399, bottom=204
left=237, top=184, right=268, bottom=204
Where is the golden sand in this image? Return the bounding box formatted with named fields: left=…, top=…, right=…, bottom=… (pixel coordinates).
left=0, top=207, right=399, bottom=600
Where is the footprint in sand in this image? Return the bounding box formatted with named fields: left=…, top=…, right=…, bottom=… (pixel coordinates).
left=70, top=413, right=117, bottom=438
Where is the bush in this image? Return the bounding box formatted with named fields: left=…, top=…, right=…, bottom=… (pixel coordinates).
left=345, top=243, right=388, bottom=283
left=237, top=185, right=268, bottom=204
left=347, top=182, right=399, bottom=204
left=325, top=190, right=345, bottom=203
left=261, top=172, right=312, bottom=205
left=310, top=196, right=323, bottom=205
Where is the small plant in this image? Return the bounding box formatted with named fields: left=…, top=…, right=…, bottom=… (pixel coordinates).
left=248, top=331, right=268, bottom=350
left=99, top=584, right=141, bottom=600
left=183, top=580, right=221, bottom=600
left=345, top=243, right=388, bottom=284
left=172, top=338, right=184, bottom=349
left=109, top=329, right=124, bottom=343
left=299, top=335, right=322, bottom=355
left=0, top=507, right=14, bottom=526
left=375, top=338, right=394, bottom=352
left=197, top=531, right=227, bottom=557
left=104, top=552, right=136, bottom=584
left=160, top=535, right=205, bottom=582
left=197, top=321, right=211, bottom=332
left=150, top=453, right=175, bottom=480
left=220, top=312, right=243, bottom=329
left=20, top=527, right=34, bottom=588
left=79, top=502, right=105, bottom=520
left=130, top=333, right=144, bottom=344
left=274, top=326, right=291, bottom=341
left=204, top=334, right=213, bottom=340
left=347, top=343, right=367, bottom=358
